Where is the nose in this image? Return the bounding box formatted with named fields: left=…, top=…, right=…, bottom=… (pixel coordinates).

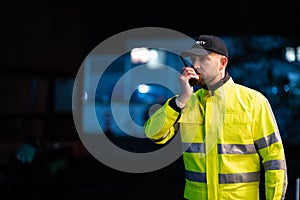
left=192, top=63, right=200, bottom=70
left=190, top=56, right=202, bottom=70
left=192, top=58, right=201, bottom=68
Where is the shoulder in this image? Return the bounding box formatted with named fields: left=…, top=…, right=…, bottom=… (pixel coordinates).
left=233, top=82, right=268, bottom=102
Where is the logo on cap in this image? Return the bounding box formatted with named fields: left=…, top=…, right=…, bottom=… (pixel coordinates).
left=196, top=41, right=206, bottom=45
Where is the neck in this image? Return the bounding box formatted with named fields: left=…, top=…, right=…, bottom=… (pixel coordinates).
left=203, top=71, right=230, bottom=91
left=208, top=70, right=225, bottom=86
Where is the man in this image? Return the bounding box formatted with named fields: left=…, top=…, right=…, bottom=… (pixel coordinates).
left=144, top=35, right=288, bottom=199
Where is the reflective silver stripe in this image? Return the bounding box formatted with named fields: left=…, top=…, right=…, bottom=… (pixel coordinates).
left=219, top=172, right=260, bottom=184
left=182, top=142, right=205, bottom=153
left=263, top=160, right=286, bottom=171
left=185, top=170, right=260, bottom=184
left=185, top=170, right=206, bottom=183
left=254, top=132, right=280, bottom=150
left=218, top=144, right=257, bottom=154
left=183, top=143, right=258, bottom=154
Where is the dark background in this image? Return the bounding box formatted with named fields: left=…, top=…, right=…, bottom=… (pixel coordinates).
left=1, top=0, right=299, bottom=199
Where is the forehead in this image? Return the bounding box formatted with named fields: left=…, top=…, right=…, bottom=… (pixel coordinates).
left=191, top=55, right=204, bottom=58
left=190, top=54, right=208, bottom=60
left=190, top=52, right=220, bottom=60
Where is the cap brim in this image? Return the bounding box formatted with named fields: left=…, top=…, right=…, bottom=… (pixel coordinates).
left=180, top=48, right=211, bottom=57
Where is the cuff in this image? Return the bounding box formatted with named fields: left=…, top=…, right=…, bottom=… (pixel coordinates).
left=168, top=97, right=181, bottom=113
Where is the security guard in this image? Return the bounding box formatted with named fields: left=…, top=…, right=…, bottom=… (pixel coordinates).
left=144, top=35, right=288, bottom=200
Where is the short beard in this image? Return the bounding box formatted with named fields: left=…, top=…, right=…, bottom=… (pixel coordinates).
left=195, top=78, right=207, bottom=88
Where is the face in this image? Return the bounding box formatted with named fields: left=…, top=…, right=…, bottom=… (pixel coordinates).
left=190, top=53, right=226, bottom=88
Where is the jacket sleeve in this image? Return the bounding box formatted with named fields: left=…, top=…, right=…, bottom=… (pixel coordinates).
left=144, top=97, right=181, bottom=144
left=252, top=92, right=288, bottom=200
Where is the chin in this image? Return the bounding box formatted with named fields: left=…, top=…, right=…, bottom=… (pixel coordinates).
left=196, top=80, right=206, bottom=87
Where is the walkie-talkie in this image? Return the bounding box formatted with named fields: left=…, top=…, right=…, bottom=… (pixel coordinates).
left=180, top=56, right=197, bottom=87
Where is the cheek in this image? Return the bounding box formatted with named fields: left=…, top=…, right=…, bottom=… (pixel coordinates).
left=200, top=63, right=214, bottom=74
left=206, top=62, right=219, bottom=73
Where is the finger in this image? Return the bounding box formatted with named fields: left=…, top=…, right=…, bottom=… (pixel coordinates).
left=181, top=67, right=195, bottom=75
left=182, top=68, right=199, bottom=79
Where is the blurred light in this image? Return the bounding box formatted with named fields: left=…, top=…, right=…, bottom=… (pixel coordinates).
left=297, top=46, right=300, bottom=61
left=272, top=86, right=278, bottom=94
left=283, top=85, right=290, bottom=92
left=15, top=143, right=36, bottom=164
left=288, top=72, right=298, bottom=86
left=130, top=48, right=164, bottom=70
left=138, top=84, right=150, bottom=93
left=130, top=47, right=150, bottom=63
left=82, top=92, right=88, bottom=103
left=285, top=47, right=295, bottom=62
left=147, top=49, right=159, bottom=69
left=53, top=142, right=60, bottom=149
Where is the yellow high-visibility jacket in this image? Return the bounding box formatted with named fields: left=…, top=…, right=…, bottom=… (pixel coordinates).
left=144, top=76, right=287, bottom=200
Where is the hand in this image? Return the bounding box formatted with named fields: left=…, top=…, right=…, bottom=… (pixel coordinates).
left=177, top=67, right=199, bottom=104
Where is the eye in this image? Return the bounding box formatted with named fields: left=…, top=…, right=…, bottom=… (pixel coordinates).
left=190, top=56, right=196, bottom=63
left=190, top=56, right=205, bottom=63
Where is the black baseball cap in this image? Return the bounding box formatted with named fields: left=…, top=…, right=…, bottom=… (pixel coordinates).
left=180, top=35, right=228, bottom=58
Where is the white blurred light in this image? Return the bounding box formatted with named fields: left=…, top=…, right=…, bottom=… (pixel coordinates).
left=82, top=92, right=88, bottom=103
left=130, top=47, right=150, bottom=63
left=147, top=49, right=161, bottom=69
left=285, top=47, right=295, bottom=62
left=297, top=46, right=300, bottom=61
left=130, top=48, right=164, bottom=70
left=147, top=49, right=158, bottom=64
left=138, top=84, right=150, bottom=93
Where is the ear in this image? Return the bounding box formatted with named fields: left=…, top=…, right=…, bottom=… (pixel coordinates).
left=219, top=56, right=228, bottom=70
